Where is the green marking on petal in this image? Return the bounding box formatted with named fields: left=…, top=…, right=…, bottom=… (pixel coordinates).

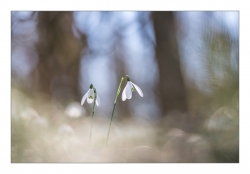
left=131, top=87, right=135, bottom=92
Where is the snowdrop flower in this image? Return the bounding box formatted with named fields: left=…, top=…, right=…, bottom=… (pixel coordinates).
left=122, top=75, right=143, bottom=101
left=81, top=84, right=100, bottom=106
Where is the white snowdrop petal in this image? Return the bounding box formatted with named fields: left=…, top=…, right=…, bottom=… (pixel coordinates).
left=126, top=82, right=132, bottom=99
left=132, top=82, right=144, bottom=97
left=81, top=89, right=90, bottom=105
left=96, top=95, right=100, bottom=106
left=88, top=89, right=94, bottom=97
left=81, top=95, right=87, bottom=105
left=87, top=97, right=93, bottom=103
left=86, top=89, right=94, bottom=103
left=122, top=85, right=127, bottom=101
left=129, top=81, right=134, bottom=89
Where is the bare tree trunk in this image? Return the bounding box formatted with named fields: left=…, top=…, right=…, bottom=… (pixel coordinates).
left=33, top=12, right=86, bottom=103
left=152, top=12, right=188, bottom=116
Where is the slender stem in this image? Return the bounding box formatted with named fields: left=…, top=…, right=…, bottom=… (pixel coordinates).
left=89, top=90, right=97, bottom=147
left=106, top=103, right=116, bottom=144
left=106, top=77, right=124, bottom=145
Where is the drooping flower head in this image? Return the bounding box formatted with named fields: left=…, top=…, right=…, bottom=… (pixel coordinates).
left=122, top=75, right=143, bottom=101
left=81, top=84, right=100, bottom=106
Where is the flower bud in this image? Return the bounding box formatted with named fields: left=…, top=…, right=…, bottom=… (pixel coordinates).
left=126, top=75, right=131, bottom=81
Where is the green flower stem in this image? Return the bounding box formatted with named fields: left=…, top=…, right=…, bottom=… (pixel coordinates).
left=89, top=89, right=97, bottom=146
left=106, top=77, right=124, bottom=145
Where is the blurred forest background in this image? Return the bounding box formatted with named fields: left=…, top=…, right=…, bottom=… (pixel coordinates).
left=11, top=11, right=239, bottom=163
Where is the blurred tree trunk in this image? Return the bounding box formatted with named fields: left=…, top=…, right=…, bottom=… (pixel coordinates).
left=33, top=12, right=86, bottom=103
left=152, top=12, right=188, bottom=116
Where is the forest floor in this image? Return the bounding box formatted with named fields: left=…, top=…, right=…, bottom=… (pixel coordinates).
left=11, top=88, right=238, bottom=163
